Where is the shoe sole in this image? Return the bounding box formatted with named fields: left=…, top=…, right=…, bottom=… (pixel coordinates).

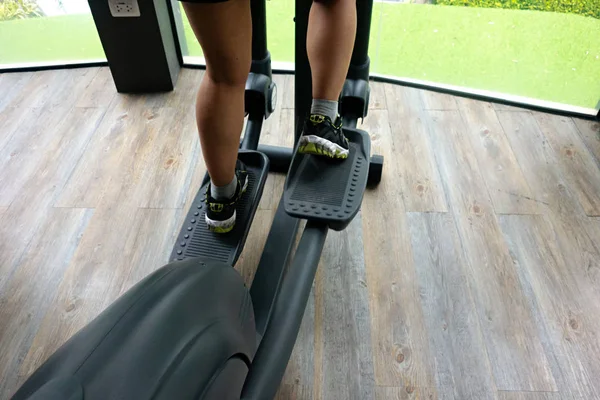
left=298, top=135, right=349, bottom=159
left=205, top=176, right=249, bottom=234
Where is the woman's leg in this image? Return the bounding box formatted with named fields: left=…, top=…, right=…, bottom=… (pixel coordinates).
left=183, top=0, right=251, bottom=188
left=297, top=0, right=356, bottom=159
left=307, top=0, right=356, bottom=104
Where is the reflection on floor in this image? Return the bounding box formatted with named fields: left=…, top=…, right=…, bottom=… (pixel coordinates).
left=1, top=67, right=600, bottom=400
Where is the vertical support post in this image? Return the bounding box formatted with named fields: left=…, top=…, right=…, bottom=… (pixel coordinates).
left=350, top=0, right=373, bottom=71
left=251, top=0, right=269, bottom=62
left=340, top=0, right=373, bottom=119
left=246, top=0, right=274, bottom=119
left=295, top=0, right=312, bottom=145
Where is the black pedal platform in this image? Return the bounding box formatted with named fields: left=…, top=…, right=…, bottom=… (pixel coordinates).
left=170, top=150, right=269, bottom=266
left=283, top=128, right=371, bottom=231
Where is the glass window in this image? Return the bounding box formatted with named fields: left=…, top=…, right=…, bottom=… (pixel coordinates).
left=178, top=0, right=295, bottom=68
left=369, top=0, right=600, bottom=113
left=175, top=0, right=599, bottom=113
left=0, top=0, right=105, bottom=67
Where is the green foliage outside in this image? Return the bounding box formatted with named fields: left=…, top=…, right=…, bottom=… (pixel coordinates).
left=435, top=0, right=600, bottom=19
left=0, top=0, right=42, bottom=21
left=374, top=4, right=600, bottom=109
left=0, top=14, right=104, bottom=61
left=181, top=1, right=600, bottom=109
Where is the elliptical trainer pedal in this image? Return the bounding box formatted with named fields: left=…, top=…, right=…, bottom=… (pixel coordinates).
left=170, top=150, right=269, bottom=266
left=283, top=128, right=371, bottom=231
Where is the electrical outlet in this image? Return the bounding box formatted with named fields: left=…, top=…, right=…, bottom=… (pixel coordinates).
left=108, top=0, right=141, bottom=17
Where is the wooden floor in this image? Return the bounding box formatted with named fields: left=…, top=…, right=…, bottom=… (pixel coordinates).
left=1, top=67, right=600, bottom=400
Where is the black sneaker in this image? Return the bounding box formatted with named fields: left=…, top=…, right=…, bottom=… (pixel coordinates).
left=205, top=160, right=249, bottom=234
left=298, top=114, right=350, bottom=159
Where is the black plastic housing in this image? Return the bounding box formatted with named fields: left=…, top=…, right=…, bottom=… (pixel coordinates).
left=245, top=54, right=277, bottom=119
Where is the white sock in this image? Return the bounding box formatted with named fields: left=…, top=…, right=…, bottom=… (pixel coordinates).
left=211, top=175, right=237, bottom=200
left=311, top=99, right=338, bottom=122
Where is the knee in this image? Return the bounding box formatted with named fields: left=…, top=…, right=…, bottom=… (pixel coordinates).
left=205, top=54, right=250, bottom=87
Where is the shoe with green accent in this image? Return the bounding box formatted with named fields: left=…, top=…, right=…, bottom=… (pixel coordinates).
left=298, top=114, right=350, bottom=159
left=205, top=160, right=249, bottom=234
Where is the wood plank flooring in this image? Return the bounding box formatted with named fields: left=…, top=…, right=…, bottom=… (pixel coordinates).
left=1, top=67, right=600, bottom=399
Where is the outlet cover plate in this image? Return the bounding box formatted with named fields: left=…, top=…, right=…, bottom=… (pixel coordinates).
left=108, top=0, right=141, bottom=17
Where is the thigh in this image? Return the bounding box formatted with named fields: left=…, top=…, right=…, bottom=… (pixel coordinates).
left=181, top=0, right=251, bottom=83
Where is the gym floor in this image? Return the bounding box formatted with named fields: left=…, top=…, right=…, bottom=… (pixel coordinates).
left=1, top=67, right=600, bottom=400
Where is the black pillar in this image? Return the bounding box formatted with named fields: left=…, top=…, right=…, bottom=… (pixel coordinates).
left=88, top=0, right=180, bottom=93
left=351, top=0, right=373, bottom=69
left=251, top=0, right=269, bottom=61
left=294, top=0, right=312, bottom=144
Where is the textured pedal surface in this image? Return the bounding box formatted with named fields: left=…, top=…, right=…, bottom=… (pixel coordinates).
left=284, top=128, right=371, bottom=231
left=170, top=151, right=269, bottom=266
